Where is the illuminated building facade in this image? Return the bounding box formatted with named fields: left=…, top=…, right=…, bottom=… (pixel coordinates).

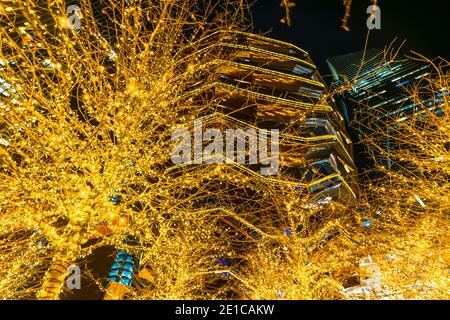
left=327, top=48, right=447, bottom=170
left=195, top=30, right=358, bottom=204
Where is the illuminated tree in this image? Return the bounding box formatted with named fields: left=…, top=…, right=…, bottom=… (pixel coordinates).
left=353, top=55, right=449, bottom=299
left=1, top=0, right=445, bottom=301
left=0, top=0, right=358, bottom=300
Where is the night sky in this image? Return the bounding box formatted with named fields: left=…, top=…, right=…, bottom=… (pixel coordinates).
left=250, top=0, right=450, bottom=80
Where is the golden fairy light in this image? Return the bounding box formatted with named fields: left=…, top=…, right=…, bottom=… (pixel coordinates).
left=352, top=53, right=449, bottom=299
left=0, top=0, right=350, bottom=300
left=0, top=0, right=446, bottom=301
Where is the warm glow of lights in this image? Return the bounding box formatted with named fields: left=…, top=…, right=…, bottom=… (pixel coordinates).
left=0, top=0, right=447, bottom=301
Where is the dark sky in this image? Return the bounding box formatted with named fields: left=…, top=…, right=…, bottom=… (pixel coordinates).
left=250, top=0, right=450, bottom=78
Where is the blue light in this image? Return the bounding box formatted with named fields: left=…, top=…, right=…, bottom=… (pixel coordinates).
left=218, top=259, right=232, bottom=266
left=121, top=270, right=133, bottom=279
left=118, top=278, right=132, bottom=286
left=362, top=220, right=372, bottom=228
left=122, top=263, right=134, bottom=272
left=395, top=80, right=411, bottom=88
left=108, top=251, right=135, bottom=287
left=109, top=269, right=119, bottom=276
left=111, top=263, right=121, bottom=270
left=109, top=194, right=121, bottom=205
